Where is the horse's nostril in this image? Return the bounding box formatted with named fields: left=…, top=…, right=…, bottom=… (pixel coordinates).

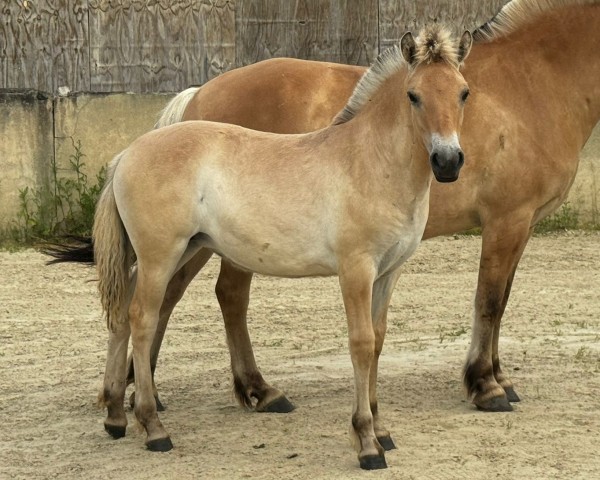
left=457, top=150, right=464, bottom=168
left=430, top=152, right=440, bottom=168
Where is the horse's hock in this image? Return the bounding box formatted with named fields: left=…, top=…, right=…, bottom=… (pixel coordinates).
left=1, top=90, right=600, bottom=231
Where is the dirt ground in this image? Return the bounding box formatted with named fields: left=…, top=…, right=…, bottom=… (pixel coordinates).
left=1, top=232, right=599, bottom=479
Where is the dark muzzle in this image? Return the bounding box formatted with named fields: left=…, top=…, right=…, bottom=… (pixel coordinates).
left=430, top=148, right=464, bottom=183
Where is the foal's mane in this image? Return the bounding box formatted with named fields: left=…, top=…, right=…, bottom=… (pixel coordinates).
left=333, top=25, right=460, bottom=126
left=473, top=0, right=599, bottom=42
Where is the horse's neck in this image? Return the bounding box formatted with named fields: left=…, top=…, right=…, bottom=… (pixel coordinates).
left=488, top=6, right=600, bottom=144
left=544, top=7, right=600, bottom=141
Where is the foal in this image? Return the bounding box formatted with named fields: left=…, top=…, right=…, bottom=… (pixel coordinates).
left=94, top=26, right=472, bottom=469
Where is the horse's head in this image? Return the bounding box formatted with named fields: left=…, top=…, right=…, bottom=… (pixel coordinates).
left=401, top=26, right=472, bottom=183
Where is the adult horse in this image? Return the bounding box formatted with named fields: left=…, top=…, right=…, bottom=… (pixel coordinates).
left=136, top=0, right=600, bottom=414
left=90, top=27, right=472, bottom=469
left=45, top=0, right=600, bottom=414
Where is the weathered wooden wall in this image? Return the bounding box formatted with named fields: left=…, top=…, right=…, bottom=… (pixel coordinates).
left=1, top=0, right=508, bottom=94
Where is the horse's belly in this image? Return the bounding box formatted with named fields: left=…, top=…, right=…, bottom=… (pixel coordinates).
left=209, top=235, right=337, bottom=278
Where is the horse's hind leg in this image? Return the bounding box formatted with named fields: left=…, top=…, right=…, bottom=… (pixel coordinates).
left=130, top=241, right=192, bottom=451
left=127, top=249, right=214, bottom=411
left=100, top=319, right=131, bottom=438
left=464, top=218, right=532, bottom=411
left=216, top=260, right=294, bottom=413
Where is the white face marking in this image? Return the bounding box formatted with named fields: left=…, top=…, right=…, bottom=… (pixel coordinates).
left=428, top=132, right=460, bottom=155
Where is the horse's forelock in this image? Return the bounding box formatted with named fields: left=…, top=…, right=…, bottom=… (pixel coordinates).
left=414, top=25, right=460, bottom=68
left=332, top=24, right=462, bottom=125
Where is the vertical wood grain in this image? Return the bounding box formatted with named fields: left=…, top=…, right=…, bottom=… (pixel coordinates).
left=0, top=0, right=89, bottom=93
left=1, top=0, right=514, bottom=93
left=236, top=0, right=378, bottom=67
left=378, top=0, right=509, bottom=50
left=89, top=0, right=234, bottom=93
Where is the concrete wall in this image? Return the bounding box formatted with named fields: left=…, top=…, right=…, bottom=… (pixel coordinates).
left=1, top=90, right=599, bottom=236
left=0, top=91, right=174, bottom=235
left=573, top=124, right=600, bottom=224
left=53, top=93, right=174, bottom=176
left=0, top=90, right=54, bottom=229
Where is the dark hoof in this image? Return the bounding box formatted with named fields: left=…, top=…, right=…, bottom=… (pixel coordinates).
left=377, top=435, right=397, bottom=451
left=504, top=386, right=521, bottom=403
left=129, top=392, right=166, bottom=412
left=104, top=424, right=126, bottom=439
left=359, top=454, right=387, bottom=470
left=146, top=437, right=173, bottom=452
left=476, top=395, right=513, bottom=412
left=260, top=396, right=295, bottom=413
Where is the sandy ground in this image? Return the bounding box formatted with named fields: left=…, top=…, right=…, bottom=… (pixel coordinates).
left=1, top=233, right=599, bottom=480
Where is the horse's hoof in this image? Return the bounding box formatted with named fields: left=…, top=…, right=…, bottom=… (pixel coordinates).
left=104, top=424, right=126, bottom=439
left=258, top=396, right=295, bottom=413
left=359, top=454, right=388, bottom=470
left=475, top=395, right=513, bottom=412
left=146, top=437, right=173, bottom=452
left=504, top=386, right=521, bottom=403
left=129, top=392, right=166, bottom=412
left=377, top=435, right=397, bottom=451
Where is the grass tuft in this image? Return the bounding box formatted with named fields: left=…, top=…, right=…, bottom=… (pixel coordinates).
left=7, top=139, right=106, bottom=245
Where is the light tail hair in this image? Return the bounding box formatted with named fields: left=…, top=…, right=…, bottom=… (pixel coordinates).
left=154, top=87, right=200, bottom=129
left=92, top=152, right=134, bottom=331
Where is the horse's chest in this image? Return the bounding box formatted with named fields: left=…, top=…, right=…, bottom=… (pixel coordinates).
left=376, top=203, right=428, bottom=276
left=377, top=231, right=421, bottom=277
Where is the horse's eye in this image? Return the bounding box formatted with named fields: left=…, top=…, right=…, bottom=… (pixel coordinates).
left=407, top=91, right=420, bottom=106
left=461, top=89, right=470, bottom=103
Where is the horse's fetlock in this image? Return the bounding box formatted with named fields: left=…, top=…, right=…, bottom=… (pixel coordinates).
left=463, top=361, right=494, bottom=397
left=352, top=413, right=373, bottom=433
left=232, top=375, right=254, bottom=409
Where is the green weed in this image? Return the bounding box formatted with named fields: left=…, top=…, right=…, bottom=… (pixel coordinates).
left=438, top=324, right=469, bottom=343
left=534, top=202, right=580, bottom=234
left=8, top=139, right=106, bottom=244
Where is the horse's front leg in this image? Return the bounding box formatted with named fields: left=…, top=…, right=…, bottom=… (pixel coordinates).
left=339, top=261, right=387, bottom=470
left=492, top=267, right=521, bottom=403
left=216, top=260, right=294, bottom=413
left=369, top=270, right=402, bottom=451
left=127, top=249, right=214, bottom=411
left=464, top=218, right=532, bottom=411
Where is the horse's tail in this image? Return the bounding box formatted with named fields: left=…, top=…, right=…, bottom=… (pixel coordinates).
left=42, top=235, right=95, bottom=265
left=154, top=87, right=200, bottom=128
left=43, top=87, right=200, bottom=266
left=93, top=152, right=134, bottom=331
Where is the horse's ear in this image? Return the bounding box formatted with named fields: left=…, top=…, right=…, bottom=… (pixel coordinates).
left=401, top=32, right=417, bottom=66
left=457, top=30, right=473, bottom=64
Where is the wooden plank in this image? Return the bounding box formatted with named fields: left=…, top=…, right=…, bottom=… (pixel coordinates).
left=0, top=0, right=514, bottom=94
left=236, top=0, right=378, bottom=67
left=89, top=0, right=235, bottom=93
left=0, top=0, right=89, bottom=93
left=378, top=0, right=509, bottom=50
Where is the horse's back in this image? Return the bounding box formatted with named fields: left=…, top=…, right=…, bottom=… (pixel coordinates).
left=182, top=58, right=365, bottom=133
left=113, top=120, right=344, bottom=272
